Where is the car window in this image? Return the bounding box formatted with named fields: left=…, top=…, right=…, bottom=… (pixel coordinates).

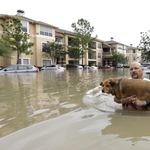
left=6, top=65, right=17, bottom=71
left=18, top=66, right=28, bottom=70
left=28, top=66, right=33, bottom=69
left=51, top=65, right=56, bottom=67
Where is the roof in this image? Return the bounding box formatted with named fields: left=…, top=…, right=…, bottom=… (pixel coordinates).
left=56, top=28, right=75, bottom=35
left=105, top=40, right=128, bottom=46
left=0, top=14, right=58, bottom=29
left=55, top=32, right=64, bottom=37
left=127, top=45, right=138, bottom=49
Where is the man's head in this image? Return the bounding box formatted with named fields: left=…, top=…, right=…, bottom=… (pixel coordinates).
left=130, top=62, right=143, bottom=79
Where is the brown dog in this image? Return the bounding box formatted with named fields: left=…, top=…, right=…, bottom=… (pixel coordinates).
left=100, top=78, right=150, bottom=109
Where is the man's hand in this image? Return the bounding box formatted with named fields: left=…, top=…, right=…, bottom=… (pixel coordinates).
left=114, top=95, right=144, bottom=107
left=132, top=97, right=144, bottom=106
left=123, top=95, right=137, bottom=104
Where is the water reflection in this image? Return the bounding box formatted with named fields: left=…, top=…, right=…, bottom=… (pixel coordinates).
left=0, top=69, right=102, bottom=137
left=102, top=112, right=150, bottom=142
left=0, top=68, right=150, bottom=143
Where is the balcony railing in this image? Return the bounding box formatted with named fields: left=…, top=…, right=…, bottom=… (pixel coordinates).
left=55, top=38, right=63, bottom=44
left=88, top=56, right=96, bottom=59
left=103, top=52, right=112, bottom=58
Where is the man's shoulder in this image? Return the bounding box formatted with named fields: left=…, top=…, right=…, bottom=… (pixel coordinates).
left=128, top=77, right=150, bottom=81
left=143, top=78, right=150, bottom=81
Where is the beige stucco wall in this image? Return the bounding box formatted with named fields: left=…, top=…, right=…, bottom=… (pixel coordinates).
left=0, top=16, right=57, bottom=67
left=0, top=15, right=141, bottom=67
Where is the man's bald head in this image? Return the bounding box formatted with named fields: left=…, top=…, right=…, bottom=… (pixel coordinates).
left=130, top=62, right=142, bottom=69
left=130, top=62, right=143, bottom=79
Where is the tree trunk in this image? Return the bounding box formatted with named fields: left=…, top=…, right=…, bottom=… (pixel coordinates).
left=17, top=53, right=20, bottom=64
left=82, top=46, right=84, bottom=65
left=56, top=58, right=59, bottom=64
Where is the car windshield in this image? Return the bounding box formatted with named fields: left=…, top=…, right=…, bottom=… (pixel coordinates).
left=51, top=65, right=56, bottom=67
left=5, top=65, right=17, bottom=71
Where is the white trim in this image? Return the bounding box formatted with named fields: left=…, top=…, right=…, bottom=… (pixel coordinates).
left=31, top=34, right=55, bottom=40
left=27, top=22, right=30, bottom=34
left=19, top=58, right=31, bottom=65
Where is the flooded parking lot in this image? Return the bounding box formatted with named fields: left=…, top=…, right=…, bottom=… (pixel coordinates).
left=0, top=68, right=150, bottom=150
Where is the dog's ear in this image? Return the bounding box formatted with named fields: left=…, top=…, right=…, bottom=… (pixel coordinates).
left=109, top=78, right=116, bottom=86
left=100, top=82, right=103, bottom=86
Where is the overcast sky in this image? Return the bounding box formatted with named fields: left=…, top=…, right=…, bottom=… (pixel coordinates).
left=1, top=0, right=150, bottom=47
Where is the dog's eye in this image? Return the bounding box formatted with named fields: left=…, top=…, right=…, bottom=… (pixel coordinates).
left=106, top=85, right=109, bottom=87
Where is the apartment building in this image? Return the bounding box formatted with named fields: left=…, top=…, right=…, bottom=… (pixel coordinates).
left=0, top=10, right=58, bottom=67
left=0, top=10, right=141, bottom=67
left=126, top=44, right=141, bottom=65
left=105, top=38, right=141, bottom=66
left=55, top=28, right=115, bottom=67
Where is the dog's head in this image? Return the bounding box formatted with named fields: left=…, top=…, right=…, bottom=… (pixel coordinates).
left=100, top=78, right=119, bottom=94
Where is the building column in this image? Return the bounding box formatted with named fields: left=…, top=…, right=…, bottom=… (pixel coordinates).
left=109, top=61, right=112, bottom=66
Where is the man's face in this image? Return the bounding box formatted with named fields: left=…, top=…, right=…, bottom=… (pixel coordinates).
left=130, top=63, right=143, bottom=79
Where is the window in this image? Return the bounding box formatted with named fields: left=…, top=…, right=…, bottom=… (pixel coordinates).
left=43, top=60, right=51, bottom=66
left=28, top=66, right=33, bottom=69
left=118, top=44, right=123, bottom=50
left=88, top=53, right=92, bottom=59
left=98, top=43, right=101, bottom=49
left=127, top=56, right=129, bottom=60
left=126, top=50, right=129, bottom=53
left=18, top=66, right=28, bottom=70
left=124, top=46, right=126, bottom=50
left=19, top=58, right=30, bottom=65
left=133, top=49, right=136, bottom=53
left=23, top=59, right=29, bottom=64
left=98, top=53, right=101, bottom=58
left=98, top=62, right=101, bottom=67
left=40, top=25, right=53, bottom=37
left=6, top=65, right=17, bottom=71
left=22, top=21, right=27, bottom=32
left=42, top=43, right=47, bottom=52
left=133, top=56, right=136, bottom=60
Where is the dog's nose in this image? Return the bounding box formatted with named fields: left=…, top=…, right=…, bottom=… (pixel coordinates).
left=102, top=89, right=105, bottom=93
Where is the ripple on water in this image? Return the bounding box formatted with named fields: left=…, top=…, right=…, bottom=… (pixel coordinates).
left=83, top=86, right=123, bottom=113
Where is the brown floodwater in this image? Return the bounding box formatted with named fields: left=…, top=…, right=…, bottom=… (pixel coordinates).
left=0, top=68, right=150, bottom=150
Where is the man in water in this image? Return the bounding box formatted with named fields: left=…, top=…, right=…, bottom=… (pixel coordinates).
left=114, top=62, right=150, bottom=108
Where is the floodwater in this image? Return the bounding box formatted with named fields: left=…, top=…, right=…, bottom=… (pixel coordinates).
left=0, top=68, right=150, bottom=150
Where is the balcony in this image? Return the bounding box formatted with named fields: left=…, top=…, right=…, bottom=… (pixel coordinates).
left=88, top=53, right=96, bottom=59
left=88, top=56, right=96, bottom=59
left=103, top=52, right=112, bottom=58
left=88, top=42, right=96, bottom=49
left=55, top=38, right=63, bottom=44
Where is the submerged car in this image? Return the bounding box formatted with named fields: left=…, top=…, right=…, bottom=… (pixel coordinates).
left=0, top=65, right=39, bottom=73
left=41, top=64, right=64, bottom=70
left=83, top=65, right=89, bottom=69
left=142, top=64, right=150, bottom=70
left=75, top=65, right=83, bottom=69
left=89, top=66, right=98, bottom=69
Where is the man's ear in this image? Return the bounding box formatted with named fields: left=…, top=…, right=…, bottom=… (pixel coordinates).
left=100, top=82, right=103, bottom=86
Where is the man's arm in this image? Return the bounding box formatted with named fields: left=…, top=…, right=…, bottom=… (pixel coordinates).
left=114, top=95, right=136, bottom=104
left=114, top=95, right=146, bottom=106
